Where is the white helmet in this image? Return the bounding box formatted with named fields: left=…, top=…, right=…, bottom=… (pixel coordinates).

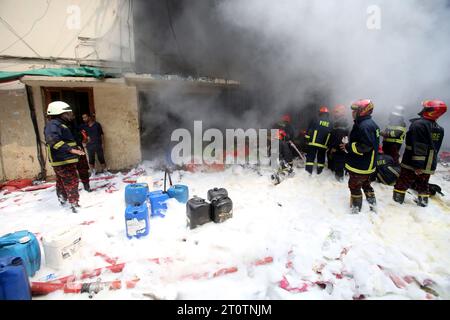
left=391, top=105, right=404, bottom=117
left=47, top=101, right=72, bottom=116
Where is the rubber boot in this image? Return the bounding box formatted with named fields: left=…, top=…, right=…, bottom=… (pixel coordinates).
left=305, top=163, right=313, bottom=175
left=317, top=166, right=324, bottom=175
left=70, top=202, right=80, bottom=213
left=415, top=195, right=429, bottom=207
left=271, top=173, right=281, bottom=185
left=83, top=182, right=91, bottom=192
left=58, top=195, right=67, bottom=206
left=393, top=190, right=405, bottom=204
left=365, top=191, right=377, bottom=213
left=335, top=171, right=344, bottom=182
left=350, top=195, right=363, bottom=214
left=271, top=161, right=285, bottom=185
left=286, top=161, right=294, bottom=177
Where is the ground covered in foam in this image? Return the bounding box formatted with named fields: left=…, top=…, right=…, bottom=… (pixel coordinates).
left=1, top=162, right=449, bottom=300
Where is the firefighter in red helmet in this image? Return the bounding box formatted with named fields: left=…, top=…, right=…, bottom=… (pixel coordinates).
left=340, top=99, right=380, bottom=213
left=393, top=100, right=447, bottom=207
left=305, top=106, right=332, bottom=175
left=272, top=114, right=295, bottom=174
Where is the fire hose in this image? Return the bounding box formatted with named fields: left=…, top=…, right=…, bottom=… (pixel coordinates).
left=288, top=141, right=306, bottom=161
left=31, top=255, right=274, bottom=297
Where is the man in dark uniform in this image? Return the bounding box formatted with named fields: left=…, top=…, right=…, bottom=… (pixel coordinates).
left=305, top=107, right=332, bottom=175
left=393, top=100, right=447, bottom=207
left=381, top=106, right=407, bottom=165
left=81, top=113, right=108, bottom=175
left=44, top=101, right=85, bottom=213
left=340, top=99, right=380, bottom=214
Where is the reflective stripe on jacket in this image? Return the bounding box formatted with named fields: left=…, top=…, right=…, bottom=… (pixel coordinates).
left=44, top=118, right=79, bottom=167
left=345, top=115, right=380, bottom=174
left=401, top=117, right=444, bottom=174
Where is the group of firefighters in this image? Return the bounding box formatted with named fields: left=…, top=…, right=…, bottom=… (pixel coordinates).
left=275, top=99, right=447, bottom=213
left=44, top=98, right=446, bottom=214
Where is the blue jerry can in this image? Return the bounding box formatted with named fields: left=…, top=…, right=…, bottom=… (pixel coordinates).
left=167, top=184, right=189, bottom=204
left=125, top=183, right=149, bottom=206
left=0, top=256, right=32, bottom=300
left=0, top=231, right=41, bottom=277
left=125, top=204, right=150, bottom=239
left=148, top=190, right=170, bottom=217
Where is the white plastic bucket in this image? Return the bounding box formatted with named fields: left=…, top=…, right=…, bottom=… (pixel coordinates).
left=42, top=227, right=82, bottom=270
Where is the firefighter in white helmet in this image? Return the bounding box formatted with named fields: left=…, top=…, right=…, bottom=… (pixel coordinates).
left=44, top=101, right=85, bottom=213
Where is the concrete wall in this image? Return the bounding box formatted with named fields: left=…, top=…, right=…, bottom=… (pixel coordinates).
left=0, top=88, right=42, bottom=180
left=0, top=0, right=133, bottom=64
left=93, top=85, right=140, bottom=171
left=0, top=78, right=141, bottom=181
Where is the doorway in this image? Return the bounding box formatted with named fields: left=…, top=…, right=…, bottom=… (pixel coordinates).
left=42, top=87, right=95, bottom=127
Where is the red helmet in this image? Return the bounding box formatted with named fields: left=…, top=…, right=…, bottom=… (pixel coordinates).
left=275, top=129, right=287, bottom=140
left=281, top=114, right=292, bottom=123
left=319, top=106, right=329, bottom=113
left=351, top=99, right=374, bottom=117
left=420, top=100, right=447, bottom=121
left=333, top=104, right=346, bottom=117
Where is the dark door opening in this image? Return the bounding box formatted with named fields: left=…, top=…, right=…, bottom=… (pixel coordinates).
left=138, top=87, right=255, bottom=164
left=138, top=90, right=184, bottom=162
left=42, top=87, right=95, bottom=127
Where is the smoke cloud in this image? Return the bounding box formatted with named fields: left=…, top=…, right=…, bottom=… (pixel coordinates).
left=134, top=0, right=450, bottom=156
left=216, top=0, right=450, bottom=123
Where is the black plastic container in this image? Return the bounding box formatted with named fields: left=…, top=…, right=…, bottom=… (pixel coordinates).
left=211, top=197, right=233, bottom=223
left=207, top=188, right=228, bottom=202
left=186, top=197, right=212, bottom=229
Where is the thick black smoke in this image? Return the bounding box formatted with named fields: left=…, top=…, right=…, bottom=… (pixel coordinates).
left=133, top=0, right=450, bottom=157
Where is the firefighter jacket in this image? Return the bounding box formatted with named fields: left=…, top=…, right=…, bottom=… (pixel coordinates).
left=382, top=115, right=407, bottom=145
left=401, top=117, right=444, bottom=174
left=305, top=114, right=332, bottom=149
left=44, top=118, right=79, bottom=167
left=345, top=115, right=380, bottom=174
left=375, top=153, right=400, bottom=186
left=329, top=117, right=350, bottom=151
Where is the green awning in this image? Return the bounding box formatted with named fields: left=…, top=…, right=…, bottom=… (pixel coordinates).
left=0, top=66, right=108, bottom=83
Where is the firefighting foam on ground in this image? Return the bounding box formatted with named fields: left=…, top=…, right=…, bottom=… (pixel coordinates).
left=1, top=0, right=450, bottom=301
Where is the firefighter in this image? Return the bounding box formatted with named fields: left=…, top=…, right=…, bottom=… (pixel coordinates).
left=328, top=105, right=350, bottom=181
left=393, top=100, right=447, bottom=207
left=381, top=105, right=407, bottom=164
left=44, top=101, right=85, bottom=213
left=374, top=146, right=442, bottom=196
left=372, top=145, right=400, bottom=186
left=340, top=99, right=380, bottom=213
left=305, top=106, right=332, bottom=175
left=274, top=114, right=295, bottom=172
